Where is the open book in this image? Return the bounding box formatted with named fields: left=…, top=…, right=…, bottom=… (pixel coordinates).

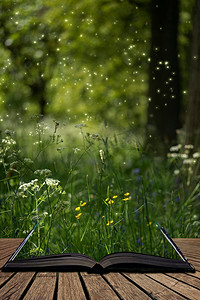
left=2, top=223, right=195, bottom=273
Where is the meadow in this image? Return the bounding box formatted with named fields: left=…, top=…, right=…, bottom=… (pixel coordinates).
left=0, top=116, right=200, bottom=261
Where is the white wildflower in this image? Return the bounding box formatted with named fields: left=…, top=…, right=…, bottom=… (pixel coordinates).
left=174, top=169, right=180, bottom=175
left=180, top=154, right=188, bottom=159
left=2, top=137, right=16, bottom=145
left=73, top=147, right=81, bottom=153
left=167, top=153, right=179, bottom=158
left=19, top=183, right=28, bottom=191
left=36, top=122, right=49, bottom=134
left=99, top=149, right=105, bottom=162
left=183, top=159, right=195, bottom=165
left=57, top=147, right=65, bottom=152
left=19, top=179, right=39, bottom=192
left=193, top=152, right=200, bottom=158
left=45, top=178, right=60, bottom=187
left=34, top=169, right=52, bottom=177
left=24, top=158, right=34, bottom=164
left=184, top=144, right=194, bottom=149
left=169, top=144, right=182, bottom=152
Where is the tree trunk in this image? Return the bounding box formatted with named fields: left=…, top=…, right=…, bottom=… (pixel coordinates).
left=146, top=0, right=181, bottom=151
left=30, top=77, right=47, bottom=116
left=185, top=0, right=200, bottom=149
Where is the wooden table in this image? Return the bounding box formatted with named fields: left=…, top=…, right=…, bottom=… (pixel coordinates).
left=0, top=239, right=199, bottom=299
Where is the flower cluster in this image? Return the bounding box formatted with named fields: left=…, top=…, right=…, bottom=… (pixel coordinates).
left=2, top=136, right=16, bottom=146
left=45, top=178, right=60, bottom=187
left=19, top=179, right=39, bottom=193
left=24, top=158, right=34, bottom=164
left=75, top=202, right=87, bottom=219
left=35, top=122, right=49, bottom=135
left=168, top=144, right=199, bottom=163
left=105, top=192, right=131, bottom=205
left=0, top=134, right=16, bottom=157
left=106, top=220, right=114, bottom=226
left=104, top=192, right=131, bottom=226
left=34, top=169, right=52, bottom=178
left=168, top=144, right=200, bottom=185
left=18, top=176, right=62, bottom=198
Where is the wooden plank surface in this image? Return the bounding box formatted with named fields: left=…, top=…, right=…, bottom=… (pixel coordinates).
left=0, top=272, right=35, bottom=299
left=147, top=273, right=200, bottom=300
left=58, top=272, right=86, bottom=300
left=0, top=271, right=14, bottom=286
left=23, top=273, right=57, bottom=300
left=166, top=273, right=200, bottom=290
left=104, top=272, right=150, bottom=299
left=0, top=238, right=23, bottom=269
left=190, top=271, right=200, bottom=279
left=0, top=239, right=24, bottom=250
left=124, top=273, right=186, bottom=299
left=0, top=238, right=200, bottom=299
left=81, top=272, right=120, bottom=299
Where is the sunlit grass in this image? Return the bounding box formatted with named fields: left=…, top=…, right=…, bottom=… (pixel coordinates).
left=0, top=116, right=200, bottom=261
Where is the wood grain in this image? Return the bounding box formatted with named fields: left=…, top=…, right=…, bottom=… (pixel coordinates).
left=104, top=273, right=150, bottom=299
left=0, top=239, right=24, bottom=251
left=165, top=273, right=200, bottom=290
left=81, top=272, right=120, bottom=299
left=23, top=273, right=56, bottom=300
left=0, top=272, right=35, bottom=299
left=190, top=271, right=200, bottom=279
left=58, top=272, right=86, bottom=300
left=124, top=273, right=185, bottom=299
left=147, top=273, right=200, bottom=300
left=184, top=259, right=200, bottom=271
left=0, top=271, right=14, bottom=286
left=0, top=238, right=23, bottom=269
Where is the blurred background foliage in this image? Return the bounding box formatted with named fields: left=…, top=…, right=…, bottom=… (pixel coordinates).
left=0, top=0, right=198, bottom=147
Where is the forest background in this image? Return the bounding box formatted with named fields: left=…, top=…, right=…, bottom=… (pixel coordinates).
left=1, top=0, right=200, bottom=148
left=0, top=0, right=200, bottom=258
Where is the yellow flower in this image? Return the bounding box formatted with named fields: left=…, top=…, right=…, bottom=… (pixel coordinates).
left=122, top=198, right=130, bottom=201
left=124, top=192, right=130, bottom=196
left=106, top=220, right=114, bottom=226
left=108, top=200, right=114, bottom=204
left=75, top=206, right=81, bottom=211
left=112, top=195, right=118, bottom=199
left=76, top=213, right=82, bottom=219
left=81, top=202, right=86, bottom=207
left=105, top=198, right=109, bottom=202
left=147, top=221, right=152, bottom=226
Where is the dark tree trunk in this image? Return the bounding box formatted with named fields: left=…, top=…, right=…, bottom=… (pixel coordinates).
left=146, top=0, right=181, bottom=150
left=185, top=0, right=200, bottom=148
left=30, top=77, right=47, bottom=116
left=40, top=94, right=47, bottom=116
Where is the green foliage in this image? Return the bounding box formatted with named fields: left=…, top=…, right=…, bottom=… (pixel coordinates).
left=0, top=119, right=199, bottom=260
left=0, top=0, right=150, bottom=127
left=0, top=0, right=199, bottom=260
left=0, top=0, right=195, bottom=129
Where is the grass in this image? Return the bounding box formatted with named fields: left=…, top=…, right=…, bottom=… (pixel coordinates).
left=0, top=116, right=200, bottom=261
